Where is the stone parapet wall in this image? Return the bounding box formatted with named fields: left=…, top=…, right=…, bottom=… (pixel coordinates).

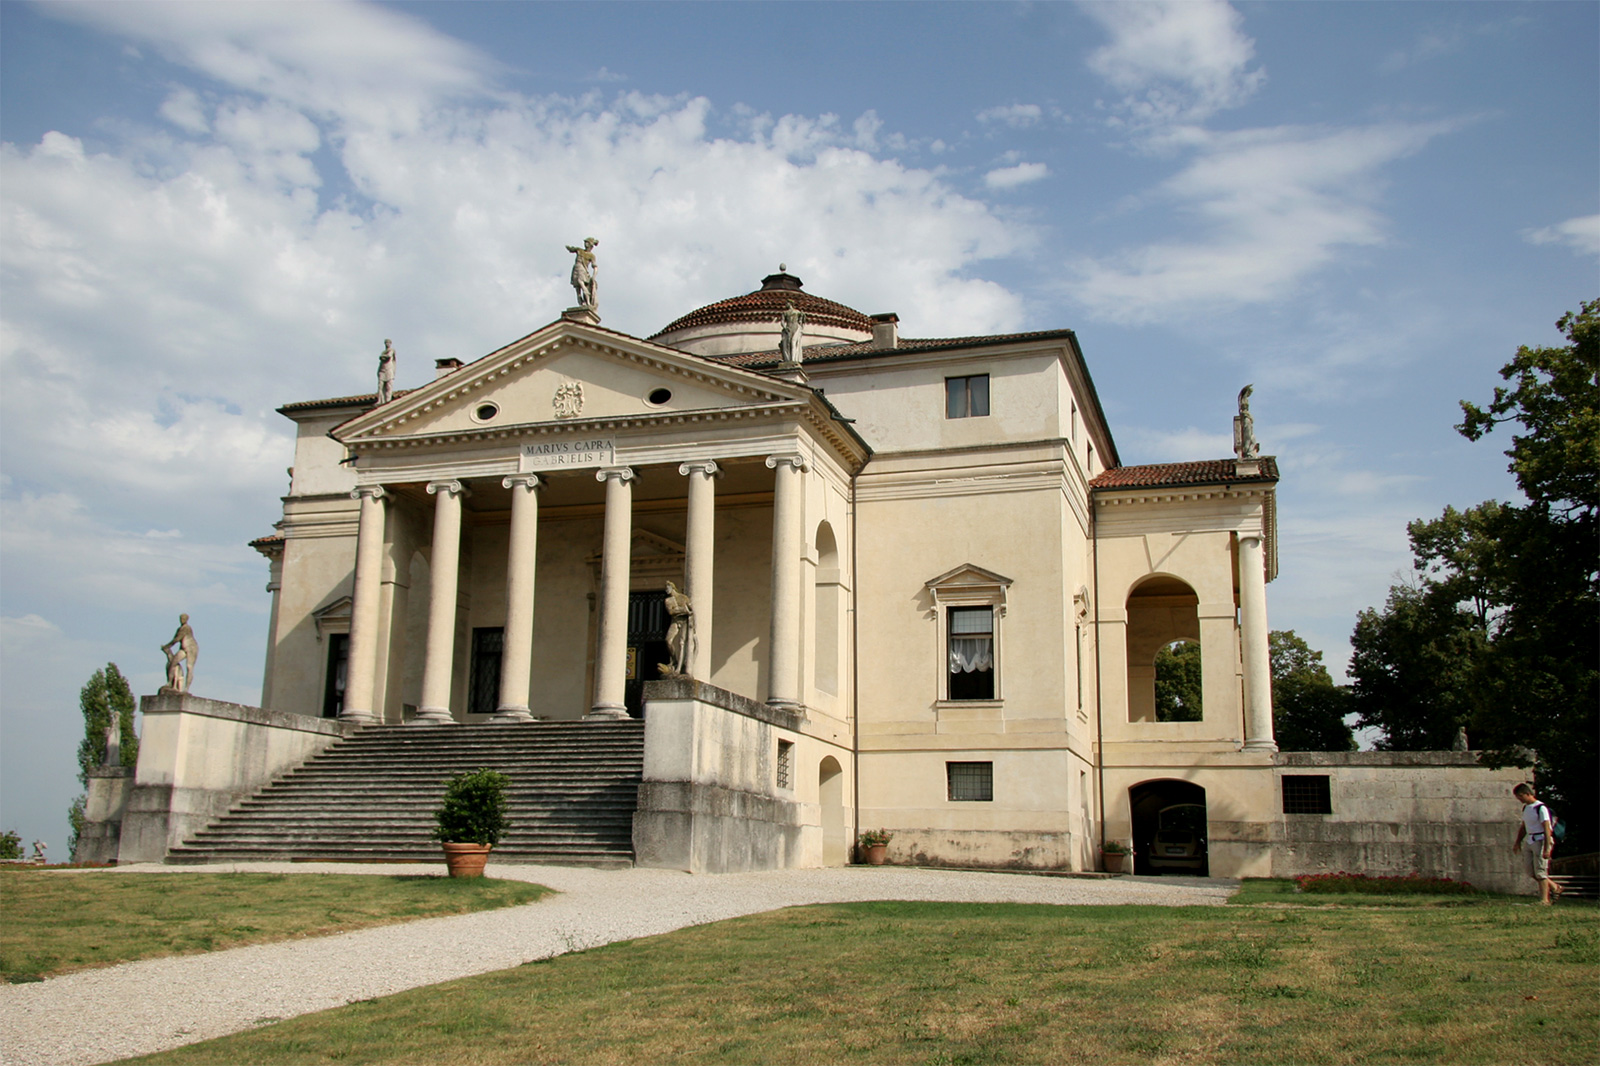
left=634, top=679, right=844, bottom=873
left=116, top=693, right=352, bottom=864
left=72, top=766, right=133, bottom=864
left=1271, top=752, right=1528, bottom=894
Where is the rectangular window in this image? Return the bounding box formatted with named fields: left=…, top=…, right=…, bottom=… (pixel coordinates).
left=945, top=374, right=990, bottom=419
left=948, top=606, right=995, bottom=700
left=468, top=627, right=504, bottom=717
left=777, top=739, right=794, bottom=790
left=947, top=761, right=994, bottom=802
left=321, top=633, right=349, bottom=719
left=1282, top=775, right=1333, bottom=815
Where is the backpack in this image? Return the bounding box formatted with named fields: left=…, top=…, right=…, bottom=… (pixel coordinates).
left=1537, top=803, right=1567, bottom=844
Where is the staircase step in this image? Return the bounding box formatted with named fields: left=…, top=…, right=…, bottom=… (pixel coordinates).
left=167, top=720, right=644, bottom=868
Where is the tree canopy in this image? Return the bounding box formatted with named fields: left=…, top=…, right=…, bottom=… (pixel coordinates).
left=69, top=663, right=138, bottom=856
left=1153, top=640, right=1203, bottom=722
left=1350, top=301, right=1597, bottom=852
left=1270, top=630, right=1355, bottom=752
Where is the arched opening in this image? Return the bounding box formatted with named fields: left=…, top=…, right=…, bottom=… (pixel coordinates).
left=1130, top=779, right=1208, bottom=876
left=819, top=756, right=845, bottom=866
left=813, top=522, right=841, bottom=696
left=1126, top=575, right=1201, bottom=722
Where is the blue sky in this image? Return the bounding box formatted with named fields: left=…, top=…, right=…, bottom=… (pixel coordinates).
left=2, top=0, right=1596, bottom=851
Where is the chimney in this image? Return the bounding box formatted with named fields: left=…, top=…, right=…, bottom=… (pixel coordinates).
left=870, top=312, right=899, bottom=350
left=434, top=357, right=464, bottom=379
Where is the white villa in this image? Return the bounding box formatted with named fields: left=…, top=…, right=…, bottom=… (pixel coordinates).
left=79, top=264, right=1525, bottom=891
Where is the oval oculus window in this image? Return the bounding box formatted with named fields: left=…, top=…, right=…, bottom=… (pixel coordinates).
left=473, top=402, right=500, bottom=422
left=647, top=387, right=673, bottom=406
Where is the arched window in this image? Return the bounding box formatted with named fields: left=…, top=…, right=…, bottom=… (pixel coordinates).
left=1125, top=576, right=1201, bottom=723
left=813, top=522, right=841, bottom=695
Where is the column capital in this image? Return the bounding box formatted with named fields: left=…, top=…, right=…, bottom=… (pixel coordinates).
left=765, top=453, right=809, bottom=473
left=596, top=466, right=636, bottom=484
left=426, top=479, right=471, bottom=499
left=678, top=459, right=722, bottom=478
left=502, top=473, right=544, bottom=492
left=350, top=484, right=388, bottom=501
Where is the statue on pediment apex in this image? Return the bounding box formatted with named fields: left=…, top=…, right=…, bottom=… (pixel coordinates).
left=377, top=339, right=396, bottom=405
left=566, top=237, right=599, bottom=310
left=1234, top=384, right=1260, bottom=460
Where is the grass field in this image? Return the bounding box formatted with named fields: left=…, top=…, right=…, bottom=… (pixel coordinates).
left=0, top=870, right=548, bottom=982
left=130, top=893, right=1599, bottom=1066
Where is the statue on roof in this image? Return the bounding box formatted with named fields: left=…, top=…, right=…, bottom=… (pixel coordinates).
left=1233, top=384, right=1260, bottom=460
left=778, top=300, right=805, bottom=364
left=376, top=339, right=396, bottom=405
left=566, top=237, right=599, bottom=310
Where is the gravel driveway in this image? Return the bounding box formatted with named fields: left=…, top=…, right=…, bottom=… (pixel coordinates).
left=0, top=863, right=1235, bottom=1066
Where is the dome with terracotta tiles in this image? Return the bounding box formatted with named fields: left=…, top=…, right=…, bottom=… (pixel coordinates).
left=650, top=269, right=873, bottom=358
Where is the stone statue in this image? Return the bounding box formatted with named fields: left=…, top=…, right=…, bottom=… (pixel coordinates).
left=778, top=300, right=805, bottom=364
left=1233, top=384, right=1260, bottom=460
left=659, top=580, right=695, bottom=679
left=566, top=237, right=599, bottom=310
left=376, top=339, right=396, bottom=405
left=1452, top=726, right=1469, bottom=752
left=160, top=613, right=198, bottom=693
left=30, top=840, right=46, bottom=864
left=104, top=719, right=121, bottom=766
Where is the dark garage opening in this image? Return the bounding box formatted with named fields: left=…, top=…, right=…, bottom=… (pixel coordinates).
left=1130, top=779, right=1208, bottom=876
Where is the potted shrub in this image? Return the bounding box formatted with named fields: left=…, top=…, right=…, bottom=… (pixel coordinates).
left=432, top=768, right=511, bottom=878
left=858, top=828, right=893, bottom=866
left=1102, top=839, right=1132, bottom=874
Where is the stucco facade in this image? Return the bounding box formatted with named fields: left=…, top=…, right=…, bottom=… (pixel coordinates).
left=139, top=267, right=1518, bottom=885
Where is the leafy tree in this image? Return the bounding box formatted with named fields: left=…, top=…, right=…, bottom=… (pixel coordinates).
left=1269, top=630, right=1355, bottom=752
left=0, top=829, right=22, bottom=860
left=68, top=664, right=138, bottom=856
left=1349, top=301, right=1597, bottom=852
left=1153, top=640, right=1203, bottom=722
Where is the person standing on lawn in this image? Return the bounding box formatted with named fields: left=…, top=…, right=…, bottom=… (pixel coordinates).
left=1512, top=783, right=1563, bottom=904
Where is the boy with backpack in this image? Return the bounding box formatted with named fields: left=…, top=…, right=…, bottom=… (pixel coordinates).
left=1512, top=783, right=1564, bottom=904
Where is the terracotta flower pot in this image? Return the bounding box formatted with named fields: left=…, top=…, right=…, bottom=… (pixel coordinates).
left=865, top=843, right=888, bottom=865
left=1103, top=852, right=1127, bottom=874
left=442, top=842, right=492, bottom=878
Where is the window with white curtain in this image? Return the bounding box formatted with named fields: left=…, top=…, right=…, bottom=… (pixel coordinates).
left=948, top=606, right=995, bottom=700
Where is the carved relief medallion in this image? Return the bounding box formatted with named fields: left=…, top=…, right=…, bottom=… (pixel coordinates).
left=553, top=381, right=584, bottom=419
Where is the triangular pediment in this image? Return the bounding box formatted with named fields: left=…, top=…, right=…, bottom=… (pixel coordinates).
left=925, top=563, right=1013, bottom=591
left=333, top=320, right=807, bottom=444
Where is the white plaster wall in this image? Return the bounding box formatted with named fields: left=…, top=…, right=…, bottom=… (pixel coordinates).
left=290, top=413, right=357, bottom=497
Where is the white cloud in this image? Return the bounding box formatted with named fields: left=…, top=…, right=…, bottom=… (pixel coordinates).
left=1066, top=121, right=1457, bottom=323
left=47, top=0, right=493, bottom=131
left=1523, top=214, right=1600, bottom=257
left=159, top=87, right=210, bottom=134
left=1379, top=26, right=1466, bottom=73
left=1080, top=0, right=1264, bottom=125
left=984, top=162, right=1049, bottom=190
left=977, top=103, right=1043, bottom=128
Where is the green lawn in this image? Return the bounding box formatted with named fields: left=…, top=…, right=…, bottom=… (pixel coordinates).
left=0, top=870, right=548, bottom=982
left=132, top=896, right=1599, bottom=1066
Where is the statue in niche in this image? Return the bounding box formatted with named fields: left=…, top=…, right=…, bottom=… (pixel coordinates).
left=565, top=237, right=599, bottom=309
left=1233, top=384, right=1260, bottom=460
left=778, top=300, right=805, bottom=364
left=658, top=580, right=696, bottom=679
left=160, top=613, right=198, bottom=693
left=553, top=380, right=584, bottom=419
left=376, top=339, right=397, bottom=405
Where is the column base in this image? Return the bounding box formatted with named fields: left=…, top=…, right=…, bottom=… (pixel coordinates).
left=765, top=699, right=806, bottom=719
left=585, top=704, right=630, bottom=720
left=410, top=707, right=457, bottom=726
left=1242, top=738, right=1279, bottom=753
left=338, top=709, right=379, bottom=726
left=490, top=706, right=535, bottom=723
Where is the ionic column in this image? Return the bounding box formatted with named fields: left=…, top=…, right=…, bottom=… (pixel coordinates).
left=588, top=466, right=635, bottom=719
left=679, top=460, right=719, bottom=679
left=341, top=485, right=387, bottom=725
left=1238, top=532, right=1277, bottom=752
left=765, top=453, right=807, bottom=713
left=415, top=480, right=470, bottom=725
left=494, top=474, right=542, bottom=722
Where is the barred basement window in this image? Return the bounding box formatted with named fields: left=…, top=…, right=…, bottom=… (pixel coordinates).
left=777, top=739, right=794, bottom=790
left=1282, top=775, right=1333, bottom=815
left=947, top=761, right=994, bottom=802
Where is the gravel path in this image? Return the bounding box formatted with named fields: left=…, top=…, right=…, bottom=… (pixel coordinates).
left=0, top=863, right=1235, bottom=1066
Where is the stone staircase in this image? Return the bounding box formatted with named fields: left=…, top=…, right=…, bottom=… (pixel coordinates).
left=166, top=720, right=644, bottom=867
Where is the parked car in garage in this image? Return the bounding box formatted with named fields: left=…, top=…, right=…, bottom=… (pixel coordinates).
left=1149, top=803, right=1207, bottom=873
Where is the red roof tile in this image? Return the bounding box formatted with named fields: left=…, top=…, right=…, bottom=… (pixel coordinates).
left=708, top=329, right=1079, bottom=369
left=652, top=272, right=873, bottom=338
left=1090, top=458, right=1278, bottom=490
